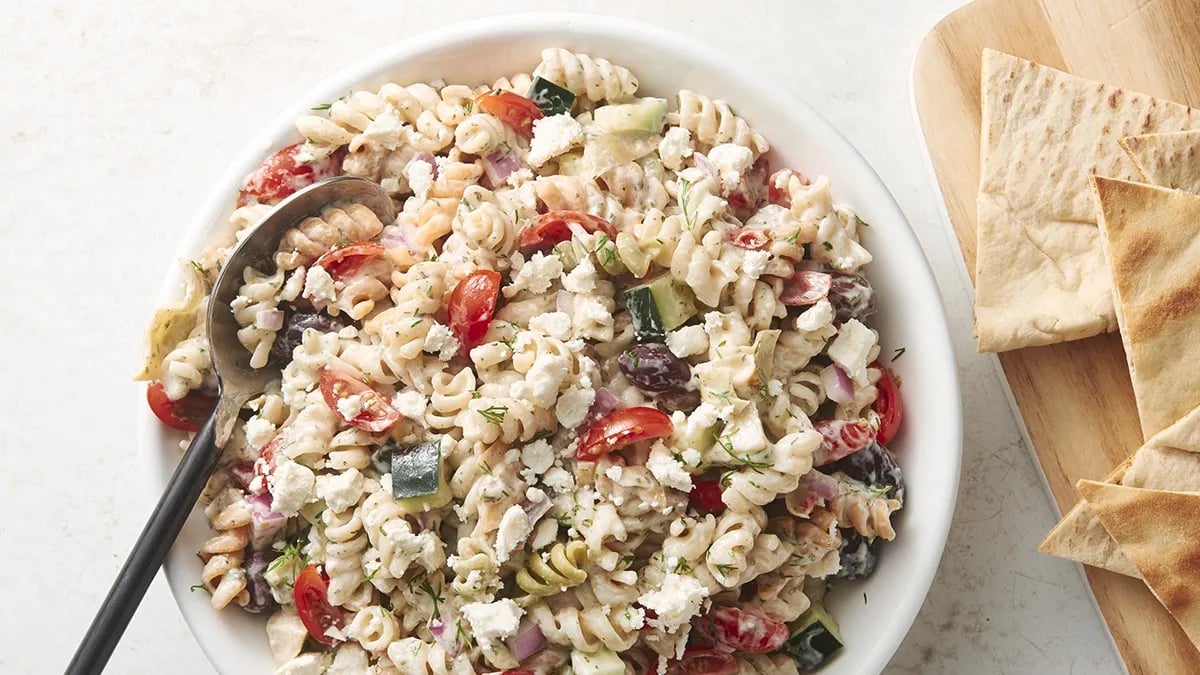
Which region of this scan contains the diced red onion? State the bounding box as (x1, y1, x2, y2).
(580, 387, 623, 429)
(780, 270, 832, 306)
(380, 226, 409, 249)
(483, 148, 521, 186)
(694, 153, 718, 181)
(820, 364, 855, 404)
(256, 308, 285, 331)
(522, 493, 554, 524)
(795, 470, 840, 501)
(429, 615, 461, 656)
(506, 622, 546, 662)
(227, 461, 256, 491)
(246, 492, 286, 551)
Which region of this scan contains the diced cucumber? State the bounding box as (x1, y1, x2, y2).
(570, 648, 625, 675)
(593, 98, 668, 134)
(527, 76, 576, 116)
(625, 275, 698, 341)
(387, 439, 453, 513)
(784, 603, 844, 670)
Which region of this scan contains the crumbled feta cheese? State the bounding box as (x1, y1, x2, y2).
(561, 257, 597, 293)
(275, 653, 329, 675)
(556, 386, 595, 429)
(404, 157, 434, 201)
(504, 252, 564, 297)
(461, 598, 524, 643)
(638, 573, 709, 632)
(828, 318, 877, 386)
(495, 505, 532, 563)
(542, 466, 576, 494)
(681, 448, 702, 468)
(316, 468, 364, 513)
(526, 486, 548, 503)
(689, 402, 720, 429)
(422, 322, 460, 361)
(604, 465, 624, 482)
(355, 105, 404, 151)
(706, 143, 755, 193)
(280, 268, 306, 302)
(666, 325, 708, 358)
(269, 459, 317, 517)
(647, 441, 693, 492)
(521, 439, 556, 477)
(767, 379, 784, 396)
(529, 311, 572, 340)
(302, 265, 336, 303)
(795, 300, 835, 332)
(527, 113, 585, 167)
(390, 390, 427, 420)
(572, 294, 611, 332)
(741, 249, 771, 279)
(658, 127, 693, 171)
(335, 394, 364, 421)
(244, 416, 276, 451)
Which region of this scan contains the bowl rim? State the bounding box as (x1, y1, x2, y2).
(141, 11, 962, 674)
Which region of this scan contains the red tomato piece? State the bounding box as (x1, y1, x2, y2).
(475, 90, 544, 138)
(448, 269, 502, 351)
(767, 168, 812, 207)
(689, 479, 727, 514)
(873, 364, 903, 445)
(657, 648, 739, 675)
(318, 367, 401, 432)
(727, 227, 769, 251)
(707, 606, 790, 654)
(146, 382, 216, 432)
(313, 241, 385, 281)
(726, 156, 769, 213)
(497, 671, 536, 675)
(780, 270, 833, 306)
(517, 211, 617, 251)
(577, 407, 674, 461)
(236, 143, 343, 207)
(249, 433, 284, 494)
(293, 565, 345, 645)
(813, 418, 878, 466)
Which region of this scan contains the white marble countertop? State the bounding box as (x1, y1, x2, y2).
(0, 1, 1125, 673)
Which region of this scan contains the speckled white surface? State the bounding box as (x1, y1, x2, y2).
(0, 1, 1125, 673)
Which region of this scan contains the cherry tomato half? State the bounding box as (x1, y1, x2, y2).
(146, 382, 216, 432)
(293, 565, 345, 645)
(767, 168, 812, 207)
(727, 227, 769, 251)
(873, 364, 903, 446)
(475, 90, 545, 138)
(313, 241, 385, 281)
(707, 606, 790, 654)
(780, 270, 832, 306)
(577, 406, 674, 461)
(318, 367, 401, 432)
(447, 269, 502, 351)
(236, 143, 343, 207)
(517, 211, 617, 251)
(726, 156, 769, 213)
(689, 479, 727, 514)
(657, 648, 738, 675)
(813, 418, 878, 466)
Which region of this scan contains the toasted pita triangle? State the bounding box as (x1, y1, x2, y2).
(974, 49, 1200, 352)
(1079, 481, 1200, 649)
(1094, 177, 1200, 437)
(1120, 130, 1200, 195)
(1041, 405, 1200, 576)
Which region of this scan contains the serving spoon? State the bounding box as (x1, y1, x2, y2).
(67, 176, 395, 674)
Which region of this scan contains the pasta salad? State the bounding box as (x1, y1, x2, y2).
(139, 47, 906, 675)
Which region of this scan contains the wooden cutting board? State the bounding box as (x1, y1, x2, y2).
(913, 0, 1200, 672)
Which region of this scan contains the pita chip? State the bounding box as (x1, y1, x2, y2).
(1120, 130, 1200, 194)
(1079, 481, 1200, 648)
(1094, 177, 1200, 437)
(974, 49, 1200, 352)
(1040, 405, 1200, 576)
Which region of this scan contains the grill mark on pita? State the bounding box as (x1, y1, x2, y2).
(1128, 268, 1200, 343)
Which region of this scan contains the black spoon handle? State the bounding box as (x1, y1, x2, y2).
(66, 413, 220, 674)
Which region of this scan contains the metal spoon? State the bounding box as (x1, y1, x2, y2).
(67, 176, 394, 674)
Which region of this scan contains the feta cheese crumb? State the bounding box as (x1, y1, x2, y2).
(521, 439, 556, 477)
(741, 249, 771, 279)
(390, 390, 428, 420)
(422, 322, 461, 361)
(244, 416, 276, 451)
(767, 379, 784, 396)
(556, 386, 596, 429)
(681, 448, 702, 468)
(504, 252, 564, 297)
(827, 318, 877, 386)
(495, 505, 532, 563)
(316, 468, 364, 513)
(275, 653, 329, 675)
(269, 459, 317, 517)
(638, 573, 709, 632)
(795, 300, 835, 332)
(647, 441, 693, 492)
(529, 311, 572, 340)
(605, 465, 624, 482)
(404, 157, 434, 201)
(658, 127, 693, 171)
(527, 113, 585, 167)
(706, 143, 755, 193)
(461, 598, 524, 644)
(302, 265, 336, 304)
(335, 394, 364, 421)
(542, 466, 575, 494)
(666, 325, 708, 358)
(561, 257, 597, 293)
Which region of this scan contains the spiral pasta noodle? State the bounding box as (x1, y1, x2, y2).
(516, 541, 589, 601)
(533, 48, 639, 103)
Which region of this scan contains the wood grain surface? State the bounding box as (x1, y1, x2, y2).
(914, 0, 1200, 672)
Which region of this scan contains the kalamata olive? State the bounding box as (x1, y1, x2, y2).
(826, 441, 905, 503)
(834, 530, 878, 580)
(242, 549, 278, 613)
(827, 274, 876, 323)
(617, 343, 691, 394)
(657, 388, 701, 413)
(270, 310, 348, 361)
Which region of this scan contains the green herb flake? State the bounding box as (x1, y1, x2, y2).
(310, 102, 333, 111)
(822, 241, 833, 251)
(892, 346, 907, 361)
(478, 405, 508, 424)
(189, 583, 211, 595)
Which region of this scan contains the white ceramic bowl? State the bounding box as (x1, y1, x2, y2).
(143, 12, 961, 674)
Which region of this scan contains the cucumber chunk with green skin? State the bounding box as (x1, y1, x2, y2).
(784, 602, 844, 669)
(385, 439, 452, 512)
(527, 76, 576, 116)
(625, 275, 698, 341)
(593, 98, 668, 133)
